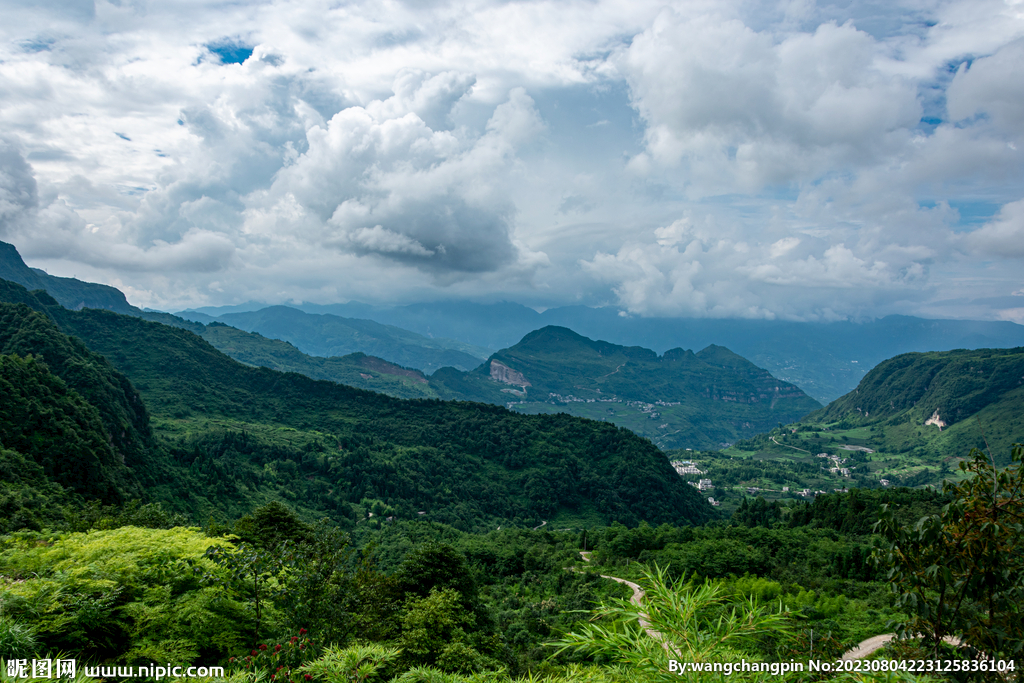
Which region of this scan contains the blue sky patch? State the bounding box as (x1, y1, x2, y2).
(206, 41, 254, 65)
(921, 199, 1000, 225)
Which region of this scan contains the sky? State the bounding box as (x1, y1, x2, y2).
(1, 0, 1022, 322)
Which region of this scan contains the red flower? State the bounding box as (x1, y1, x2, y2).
(298, 628, 307, 635)
(299, 644, 305, 650)
(304, 676, 312, 681)
(251, 650, 258, 656)
(290, 636, 298, 643)
(260, 644, 268, 651)
(275, 644, 282, 652)
(229, 658, 236, 663)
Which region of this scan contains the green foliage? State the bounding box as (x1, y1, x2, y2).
(0, 616, 38, 659)
(874, 444, 1024, 658)
(234, 502, 315, 549)
(274, 523, 356, 645)
(552, 565, 791, 683)
(300, 643, 401, 683)
(202, 542, 283, 645)
(0, 527, 243, 662)
(731, 497, 783, 527)
(77, 500, 191, 532)
(395, 544, 476, 604)
(787, 488, 947, 535)
(0, 447, 76, 533)
(397, 588, 487, 671)
(0, 353, 123, 503)
(430, 327, 821, 450)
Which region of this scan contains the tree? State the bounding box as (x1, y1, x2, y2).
(234, 501, 314, 549)
(394, 543, 475, 604)
(276, 522, 355, 644)
(873, 444, 1024, 658)
(203, 542, 282, 645)
(397, 589, 482, 671)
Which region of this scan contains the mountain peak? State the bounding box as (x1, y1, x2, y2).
(0, 240, 137, 314)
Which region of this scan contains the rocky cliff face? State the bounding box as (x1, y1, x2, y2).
(490, 359, 530, 386)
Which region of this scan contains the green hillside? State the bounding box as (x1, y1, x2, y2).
(0, 240, 139, 313)
(0, 353, 125, 501)
(722, 347, 1024, 493)
(0, 300, 160, 495)
(198, 322, 440, 399)
(809, 347, 1024, 464)
(0, 279, 712, 529)
(0, 241, 486, 379)
(430, 326, 822, 450)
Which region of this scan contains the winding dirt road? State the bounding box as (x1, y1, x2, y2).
(578, 552, 659, 639)
(770, 436, 811, 453)
(576, 552, 930, 660)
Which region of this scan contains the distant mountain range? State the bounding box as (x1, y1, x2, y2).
(3, 237, 1023, 529)
(186, 299, 1024, 403)
(174, 304, 824, 448)
(193, 305, 489, 374)
(6, 239, 1024, 406)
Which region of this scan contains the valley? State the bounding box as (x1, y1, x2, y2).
(1, 249, 1024, 678)
(4, 3, 1024, 676)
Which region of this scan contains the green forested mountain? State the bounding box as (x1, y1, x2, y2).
(198, 322, 439, 399)
(0, 300, 158, 495)
(0, 279, 711, 529)
(722, 347, 1024, 494)
(809, 347, 1024, 462)
(272, 299, 1024, 403)
(430, 326, 821, 450)
(0, 241, 140, 313)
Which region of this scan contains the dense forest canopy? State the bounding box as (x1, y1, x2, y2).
(0, 279, 711, 529)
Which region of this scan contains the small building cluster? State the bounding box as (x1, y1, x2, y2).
(817, 452, 851, 476)
(671, 460, 704, 475)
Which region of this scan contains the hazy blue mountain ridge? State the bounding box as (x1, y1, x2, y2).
(213, 305, 489, 374)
